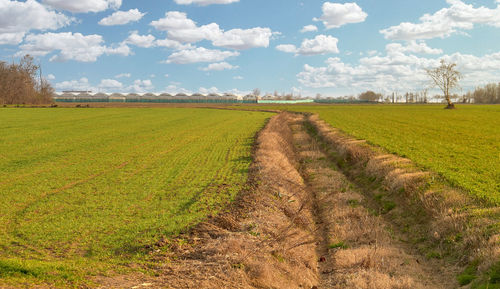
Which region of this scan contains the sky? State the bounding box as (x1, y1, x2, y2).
(1, 0, 500, 97)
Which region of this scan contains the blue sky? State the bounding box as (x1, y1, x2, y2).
(1, 0, 500, 96)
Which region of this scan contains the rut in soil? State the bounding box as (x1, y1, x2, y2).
(289, 113, 459, 289)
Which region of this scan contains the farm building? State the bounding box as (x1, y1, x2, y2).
(52, 91, 258, 103)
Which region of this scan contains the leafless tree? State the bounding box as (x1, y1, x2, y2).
(252, 88, 261, 98)
(0, 55, 54, 105)
(426, 59, 462, 109)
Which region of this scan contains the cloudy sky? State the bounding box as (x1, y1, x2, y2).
(1, 0, 500, 96)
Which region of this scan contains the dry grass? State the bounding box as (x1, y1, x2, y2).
(96, 113, 322, 288)
(96, 111, 497, 288)
(305, 113, 499, 287)
(291, 113, 461, 288)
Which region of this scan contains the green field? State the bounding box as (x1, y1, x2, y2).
(0, 108, 271, 286)
(269, 104, 499, 204)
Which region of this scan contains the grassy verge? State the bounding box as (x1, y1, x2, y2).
(253, 104, 499, 204)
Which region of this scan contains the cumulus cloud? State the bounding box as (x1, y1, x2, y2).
(212, 27, 273, 50)
(276, 44, 298, 54)
(46, 74, 56, 80)
(380, 0, 500, 40)
(165, 84, 192, 95)
(155, 38, 193, 50)
(198, 86, 220, 94)
(128, 79, 153, 93)
(18, 32, 131, 62)
(200, 62, 238, 71)
(98, 9, 145, 26)
(0, 0, 72, 45)
(42, 0, 121, 13)
(55, 77, 94, 91)
(297, 43, 500, 93)
(174, 0, 238, 5)
(300, 25, 318, 33)
(98, 79, 123, 90)
(165, 47, 239, 64)
(386, 41, 443, 55)
(314, 2, 367, 29)
(276, 35, 339, 56)
(151, 11, 273, 49)
(115, 73, 131, 78)
(125, 31, 155, 48)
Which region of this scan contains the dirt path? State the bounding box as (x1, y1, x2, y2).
(97, 112, 461, 289)
(288, 113, 459, 288)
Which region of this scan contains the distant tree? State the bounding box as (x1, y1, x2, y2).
(471, 82, 500, 104)
(315, 93, 321, 99)
(0, 55, 54, 105)
(252, 88, 261, 99)
(426, 59, 462, 109)
(358, 90, 382, 102)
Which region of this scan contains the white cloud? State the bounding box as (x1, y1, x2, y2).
(212, 27, 273, 50)
(199, 86, 220, 94)
(128, 79, 153, 93)
(276, 35, 339, 56)
(165, 84, 192, 95)
(46, 74, 56, 80)
(298, 35, 339, 55)
(155, 38, 193, 50)
(105, 42, 131, 56)
(115, 73, 131, 78)
(165, 47, 239, 64)
(0, 32, 25, 45)
(276, 44, 298, 53)
(164, 74, 169, 78)
(233, 76, 243, 80)
(314, 2, 367, 29)
(55, 77, 94, 91)
(0, 0, 72, 45)
(18, 32, 131, 62)
(98, 79, 123, 90)
(380, 0, 500, 40)
(200, 62, 238, 71)
(386, 41, 443, 55)
(151, 11, 273, 49)
(125, 31, 155, 48)
(174, 0, 238, 5)
(42, 0, 121, 13)
(297, 44, 500, 93)
(300, 25, 318, 33)
(98, 9, 145, 26)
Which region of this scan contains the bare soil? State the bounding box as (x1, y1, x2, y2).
(95, 112, 488, 288)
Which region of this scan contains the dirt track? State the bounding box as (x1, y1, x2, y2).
(97, 112, 465, 288)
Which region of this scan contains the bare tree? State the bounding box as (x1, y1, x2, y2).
(0, 55, 54, 105)
(426, 59, 461, 109)
(252, 88, 261, 99)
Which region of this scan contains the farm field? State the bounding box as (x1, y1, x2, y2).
(0, 107, 271, 286)
(258, 104, 500, 204)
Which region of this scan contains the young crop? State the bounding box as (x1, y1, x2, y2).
(261, 104, 500, 204)
(0, 107, 271, 286)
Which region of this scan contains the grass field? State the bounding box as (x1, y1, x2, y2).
(0, 107, 271, 286)
(263, 104, 499, 204)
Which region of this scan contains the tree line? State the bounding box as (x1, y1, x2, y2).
(462, 82, 500, 104)
(0, 55, 54, 105)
